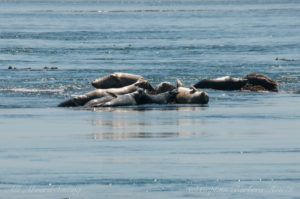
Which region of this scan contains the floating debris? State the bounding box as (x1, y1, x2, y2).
(44, 66, 58, 70)
(275, 57, 296, 61)
(8, 65, 16, 70)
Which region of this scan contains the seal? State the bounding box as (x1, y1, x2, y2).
(193, 74, 279, 92)
(91, 72, 144, 89)
(58, 79, 154, 107)
(139, 89, 178, 104)
(176, 79, 209, 104)
(243, 73, 279, 92)
(154, 81, 176, 94)
(194, 76, 248, 90)
(88, 89, 144, 107)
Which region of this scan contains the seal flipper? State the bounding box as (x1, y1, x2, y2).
(176, 79, 184, 88)
(106, 91, 118, 98)
(189, 85, 197, 94)
(134, 79, 155, 93)
(58, 98, 78, 107)
(58, 95, 89, 107)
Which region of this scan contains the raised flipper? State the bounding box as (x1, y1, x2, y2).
(189, 85, 197, 94)
(176, 79, 184, 88)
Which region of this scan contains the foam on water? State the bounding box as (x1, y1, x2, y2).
(0, 88, 65, 93)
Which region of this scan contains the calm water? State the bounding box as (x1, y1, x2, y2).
(1, 0, 300, 198)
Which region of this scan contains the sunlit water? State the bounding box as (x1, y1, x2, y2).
(0, 0, 300, 198)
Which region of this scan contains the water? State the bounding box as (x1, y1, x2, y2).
(1, 0, 300, 198)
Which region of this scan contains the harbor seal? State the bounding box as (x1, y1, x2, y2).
(154, 81, 176, 94)
(194, 76, 248, 90)
(194, 73, 278, 92)
(58, 79, 154, 107)
(176, 79, 209, 104)
(243, 73, 279, 92)
(91, 72, 144, 89)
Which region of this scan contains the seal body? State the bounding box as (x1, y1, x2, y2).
(194, 74, 278, 92)
(176, 87, 209, 104)
(91, 72, 143, 89)
(93, 89, 144, 107)
(84, 95, 116, 107)
(155, 82, 176, 94)
(194, 76, 248, 90)
(243, 73, 279, 92)
(58, 79, 154, 107)
(175, 79, 209, 104)
(140, 89, 178, 104)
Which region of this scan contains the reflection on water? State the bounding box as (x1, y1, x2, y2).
(88, 105, 209, 140)
(80, 94, 300, 140)
(89, 104, 209, 112)
(1, 96, 300, 199)
(91, 132, 179, 140)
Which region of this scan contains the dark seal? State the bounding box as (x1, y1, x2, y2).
(194, 76, 247, 91)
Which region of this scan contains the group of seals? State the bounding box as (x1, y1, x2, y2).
(58, 72, 209, 107)
(58, 78, 156, 107)
(59, 72, 279, 108)
(84, 89, 179, 107)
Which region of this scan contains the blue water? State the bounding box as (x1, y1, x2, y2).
(1, 0, 300, 198)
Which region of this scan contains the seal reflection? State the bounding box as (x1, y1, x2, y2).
(88, 105, 209, 140)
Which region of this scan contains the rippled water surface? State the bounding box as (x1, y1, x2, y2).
(1, 0, 300, 198)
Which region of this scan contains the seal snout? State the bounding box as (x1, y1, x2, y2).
(200, 91, 209, 104)
(91, 79, 99, 87)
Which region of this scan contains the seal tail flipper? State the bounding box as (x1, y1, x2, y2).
(176, 79, 184, 88)
(58, 98, 79, 107)
(58, 95, 89, 107)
